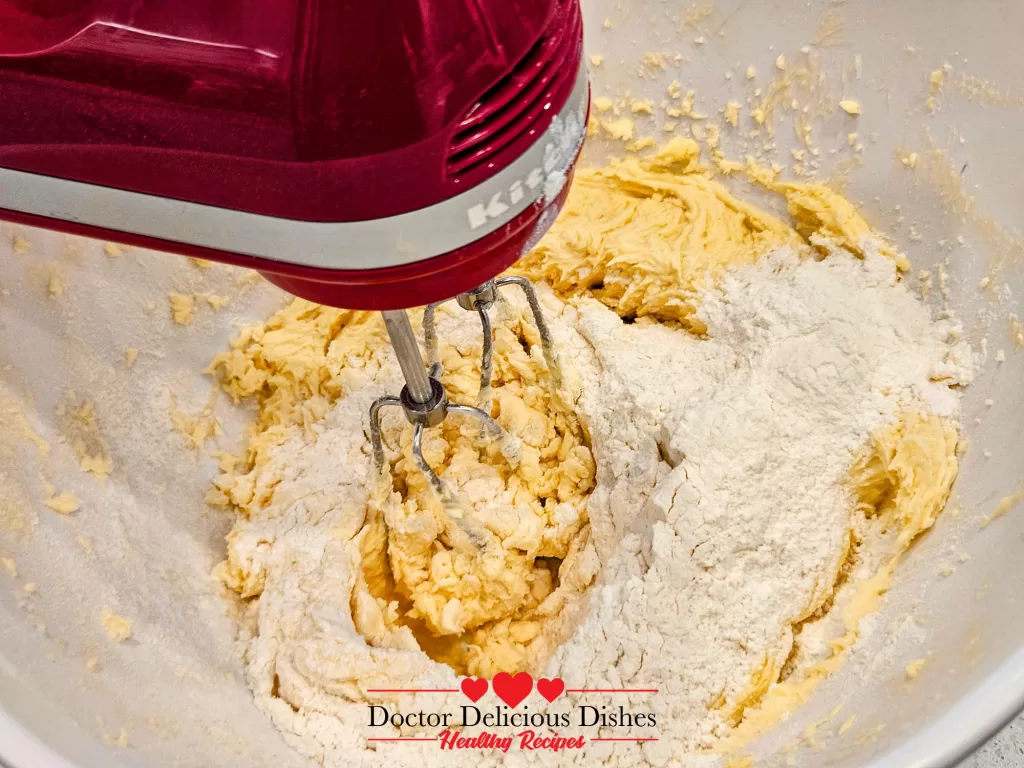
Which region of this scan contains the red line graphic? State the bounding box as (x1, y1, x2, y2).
(367, 738, 439, 742)
(590, 738, 659, 742)
(365, 689, 459, 693)
(565, 689, 659, 693)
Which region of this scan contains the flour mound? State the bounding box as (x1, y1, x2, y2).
(548, 243, 969, 758)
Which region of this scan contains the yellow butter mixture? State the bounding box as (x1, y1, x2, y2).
(516, 138, 906, 329)
(209, 300, 596, 677)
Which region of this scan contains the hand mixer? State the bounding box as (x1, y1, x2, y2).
(0, 0, 589, 491)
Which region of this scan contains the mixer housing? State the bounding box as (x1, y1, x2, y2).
(0, 0, 589, 309)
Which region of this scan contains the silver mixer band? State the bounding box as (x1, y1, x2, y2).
(0, 62, 588, 271)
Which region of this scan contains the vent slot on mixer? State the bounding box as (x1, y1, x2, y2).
(445, 1, 582, 180)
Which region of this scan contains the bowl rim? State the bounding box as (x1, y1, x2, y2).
(865, 647, 1024, 768)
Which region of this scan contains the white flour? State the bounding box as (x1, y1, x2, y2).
(230, 242, 970, 767)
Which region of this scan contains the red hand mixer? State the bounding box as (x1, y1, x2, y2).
(0, 0, 589, 492)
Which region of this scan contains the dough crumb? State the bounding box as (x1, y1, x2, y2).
(682, 1, 714, 27)
(602, 117, 635, 141)
(103, 242, 123, 258)
(77, 536, 93, 553)
(995, 349, 1006, 363)
(602, 17, 612, 28)
(12, 235, 31, 254)
(22, 582, 36, 594)
(724, 101, 741, 127)
(905, 659, 926, 679)
(80, 455, 113, 477)
(746, 65, 757, 79)
(775, 54, 786, 71)
(839, 99, 861, 116)
(100, 607, 132, 642)
(47, 270, 66, 297)
(125, 348, 138, 368)
(61, 241, 81, 262)
(1010, 315, 1024, 347)
(589, 54, 604, 67)
(679, 89, 706, 119)
(202, 293, 230, 311)
(57, 395, 113, 480)
(44, 491, 80, 515)
(839, 715, 857, 734)
(169, 293, 195, 325)
(901, 152, 919, 169)
(189, 257, 213, 269)
(705, 123, 721, 151)
(927, 66, 949, 111)
(642, 52, 666, 70)
(103, 727, 129, 748)
(593, 96, 613, 113)
(1, 558, 16, 577)
(169, 393, 222, 451)
(236, 271, 264, 292)
(85, 655, 100, 672)
(981, 487, 1024, 528)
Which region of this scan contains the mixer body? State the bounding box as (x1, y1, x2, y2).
(0, 0, 589, 308)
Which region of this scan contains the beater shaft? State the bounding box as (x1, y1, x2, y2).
(382, 310, 434, 404)
(371, 279, 556, 531)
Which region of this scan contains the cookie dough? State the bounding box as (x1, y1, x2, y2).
(207, 140, 967, 757)
(210, 301, 595, 677)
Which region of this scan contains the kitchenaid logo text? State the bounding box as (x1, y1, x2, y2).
(365, 672, 658, 753)
(465, 91, 587, 232)
(467, 168, 547, 230)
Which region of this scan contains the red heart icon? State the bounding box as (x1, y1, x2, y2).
(460, 677, 488, 703)
(491, 671, 533, 708)
(536, 677, 565, 703)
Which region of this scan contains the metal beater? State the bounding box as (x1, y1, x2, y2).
(368, 277, 560, 502)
